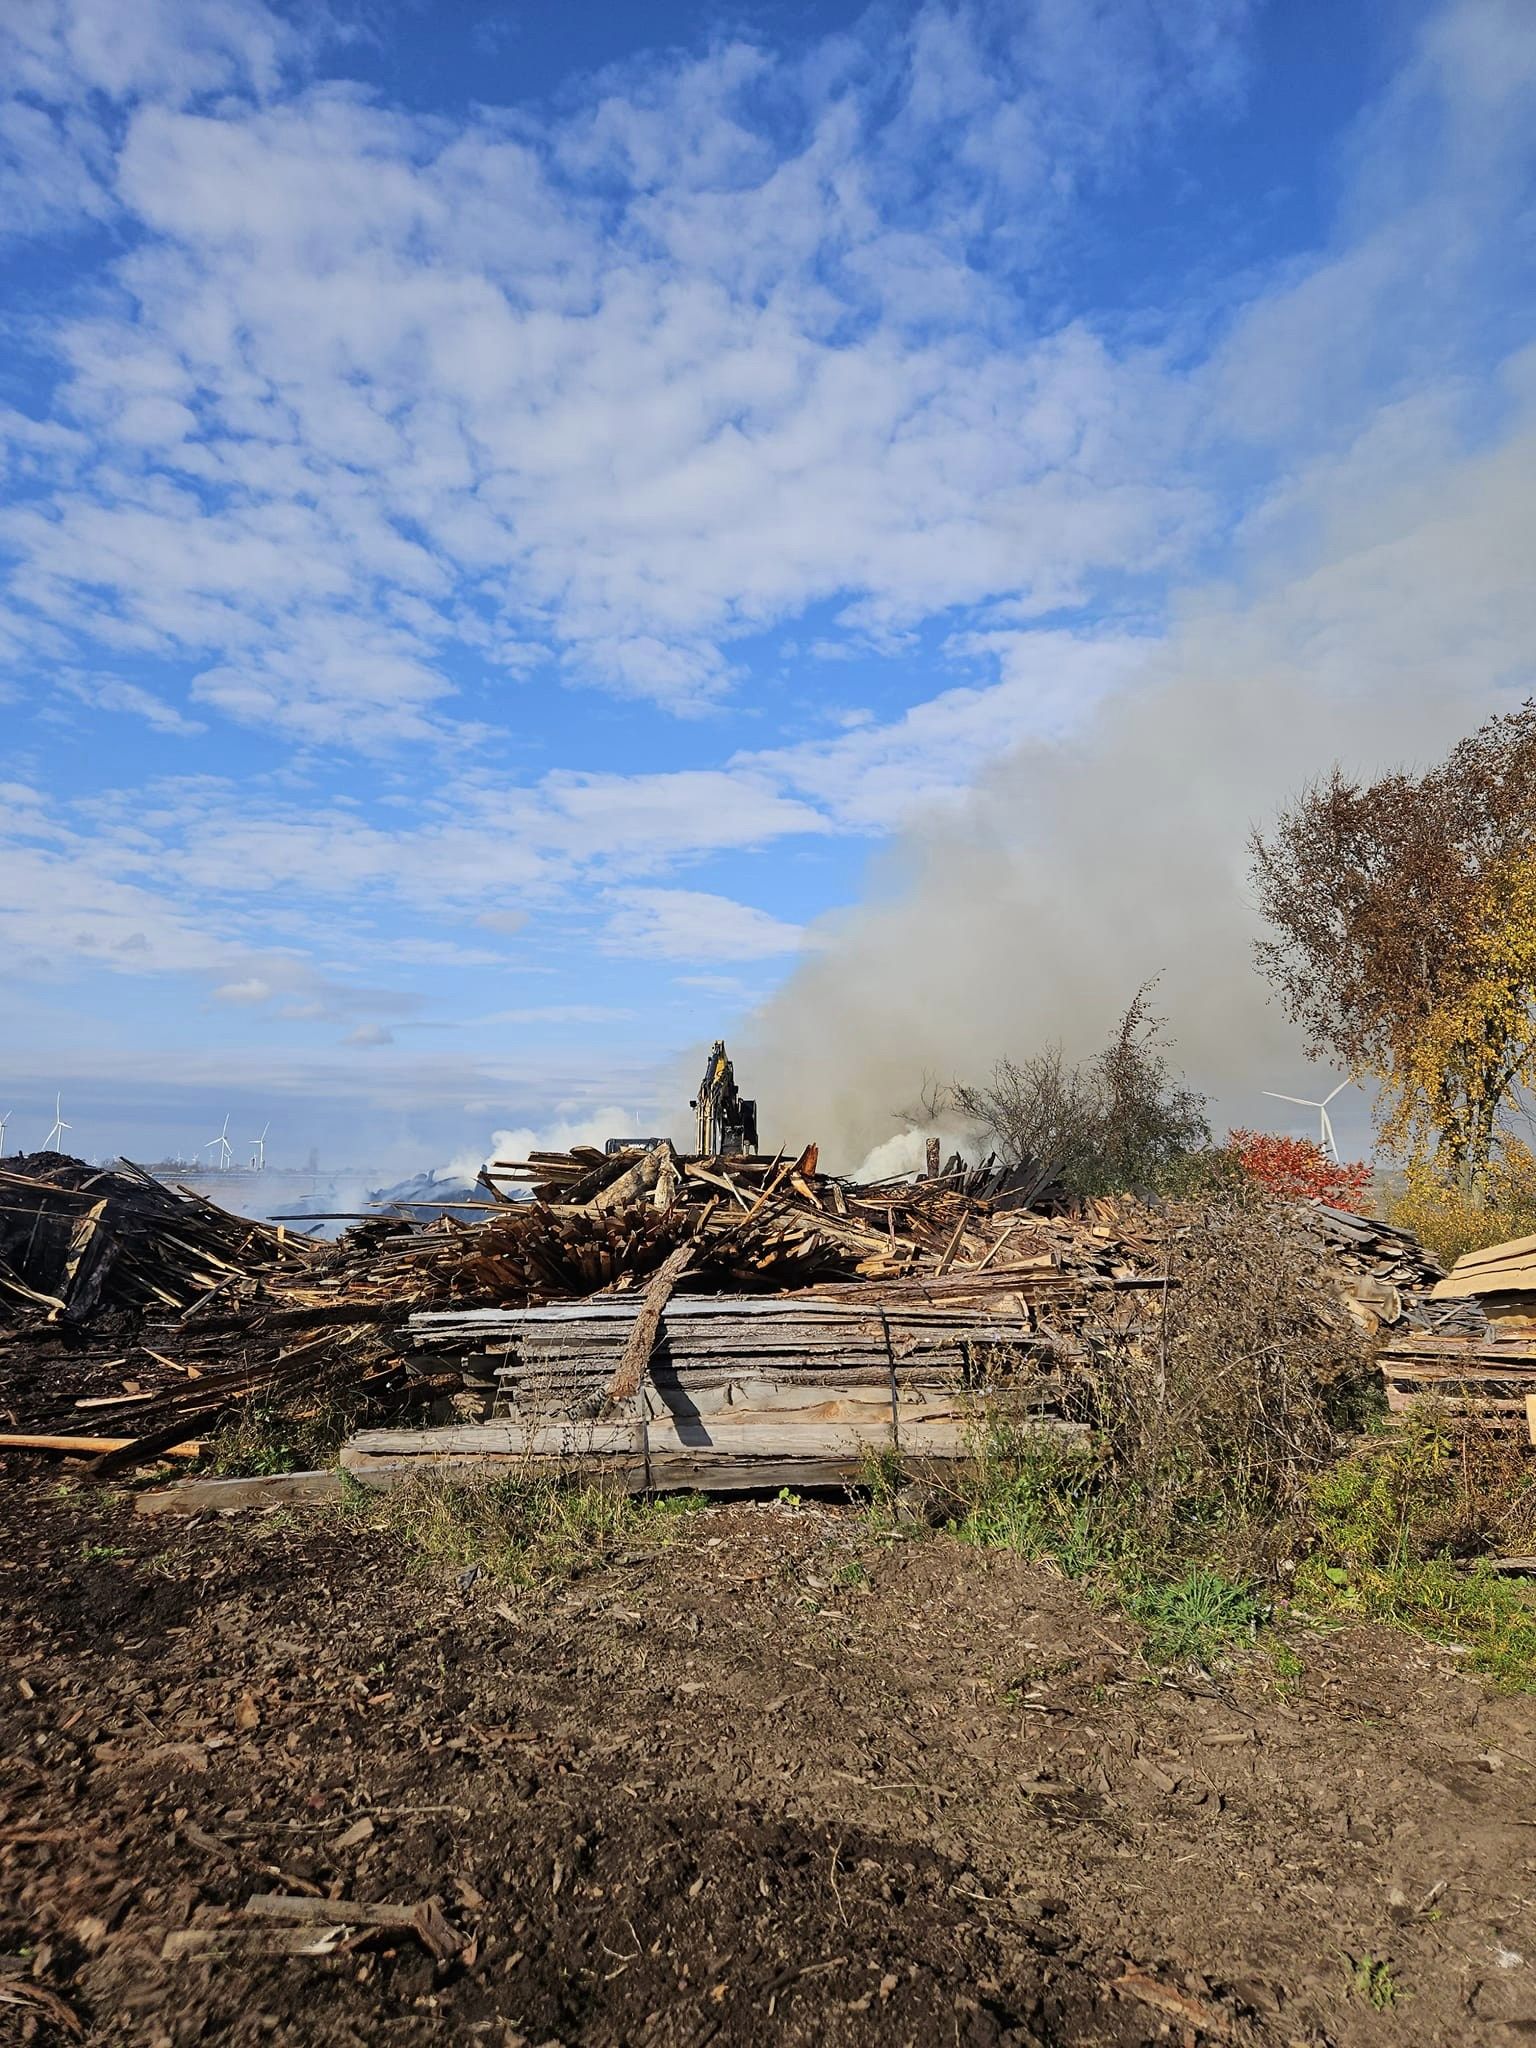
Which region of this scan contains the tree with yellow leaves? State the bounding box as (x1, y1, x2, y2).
(1250, 703, 1536, 1197)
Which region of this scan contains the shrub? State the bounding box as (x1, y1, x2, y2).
(950, 982, 1210, 1197)
(1084, 1193, 1376, 1538)
(1387, 1142, 1536, 1266)
(1228, 1130, 1373, 1211)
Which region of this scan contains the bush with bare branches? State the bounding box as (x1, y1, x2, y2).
(1084, 1193, 1376, 1536)
(949, 983, 1210, 1197)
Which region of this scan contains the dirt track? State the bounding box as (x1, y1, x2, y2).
(2, 1475, 1534, 2046)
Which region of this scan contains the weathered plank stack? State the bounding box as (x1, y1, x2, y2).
(342, 1294, 1082, 1492)
(1378, 1232, 1536, 1439)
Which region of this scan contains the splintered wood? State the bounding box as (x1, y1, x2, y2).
(2, 1136, 1482, 1482)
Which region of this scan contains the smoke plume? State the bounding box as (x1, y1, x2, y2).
(747, 359, 1536, 1171)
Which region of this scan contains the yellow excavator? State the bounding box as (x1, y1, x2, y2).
(690, 1039, 759, 1156)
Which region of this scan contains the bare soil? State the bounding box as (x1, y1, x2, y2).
(2, 1472, 1534, 2047)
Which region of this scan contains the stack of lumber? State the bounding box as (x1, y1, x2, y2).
(1377, 1232, 1536, 1436)
(344, 1293, 1081, 1492)
(412, 1295, 1070, 1415)
(1428, 1234, 1536, 1325)
(1377, 1330, 1536, 1436)
(0, 1152, 312, 1326)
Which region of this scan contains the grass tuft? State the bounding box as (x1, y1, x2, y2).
(1348, 1954, 1400, 2010)
(1124, 1567, 1265, 1668)
(207, 1392, 361, 1478)
(363, 1469, 705, 1586)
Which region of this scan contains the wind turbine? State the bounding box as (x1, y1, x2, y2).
(204, 1114, 233, 1171)
(250, 1121, 269, 1172)
(44, 1094, 70, 1150)
(1262, 1079, 1352, 1163)
(0, 1111, 10, 1159)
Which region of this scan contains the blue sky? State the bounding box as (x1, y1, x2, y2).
(1, 0, 1534, 1174)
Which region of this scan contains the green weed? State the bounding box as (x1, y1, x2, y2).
(1266, 1638, 1306, 1693)
(1125, 1566, 1264, 1668)
(368, 1470, 705, 1586)
(1349, 1955, 1400, 2010)
(1298, 1420, 1536, 1689)
(207, 1392, 360, 1478)
(78, 1541, 128, 1562)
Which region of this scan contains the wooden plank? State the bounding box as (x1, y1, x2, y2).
(1385, 1386, 1531, 1415)
(1528, 1391, 1536, 1449)
(133, 1470, 343, 1514)
(0, 1433, 202, 1459)
(343, 1448, 880, 1494)
(1380, 1360, 1536, 1385)
(1446, 1231, 1536, 1271)
(345, 1410, 1083, 1465)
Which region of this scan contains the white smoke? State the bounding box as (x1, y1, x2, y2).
(438, 1106, 672, 1186)
(741, 2, 1536, 1173)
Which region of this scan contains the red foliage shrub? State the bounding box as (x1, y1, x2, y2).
(1228, 1129, 1374, 1212)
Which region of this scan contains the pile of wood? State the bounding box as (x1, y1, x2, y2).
(0, 1153, 311, 1325)
(3, 1136, 1476, 1478)
(1378, 1232, 1536, 1438)
(1298, 1204, 1467, 1336)
(344, 1293, 1082, 1493)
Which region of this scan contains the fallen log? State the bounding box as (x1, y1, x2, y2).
(600, 1243, 694, 1413)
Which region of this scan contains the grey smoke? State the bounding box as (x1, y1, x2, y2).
(746, 361, 1536, 1172)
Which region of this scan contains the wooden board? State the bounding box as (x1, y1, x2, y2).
(0, 1433, 202, 1460)
(133, 1470, 343, 1514)
(341, 1412, 1087, 1492)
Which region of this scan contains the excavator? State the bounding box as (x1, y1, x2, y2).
(690, 1039, 758, 1156)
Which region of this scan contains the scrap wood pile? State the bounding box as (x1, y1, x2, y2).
(1379, 1232, 1536, 1437)
(1297, 1203, 1466, 1336)
(0, 1157, 462, 1467)
(0, 1152, 309, 1326)
(340, 1149, 1461, 1491)
(0, 1137, 1477, 1480)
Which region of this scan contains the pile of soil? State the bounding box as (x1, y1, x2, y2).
(3, 1476, 1534, 2044)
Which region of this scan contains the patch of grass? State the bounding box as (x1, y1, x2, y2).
(1348, 1954, 1400, 2009)
(948, 1426, 1263, 1672)
(79, 1540, 129, 1562)
(1124, 1566, 1264, 1668)
(368, 1470, 706, 1586)
(206, 1392, 360, 1478)
(858, 1444, 904, 1524)
(1265, 1638, 1306, 1694)
(1297, 1419, 1536, 1690)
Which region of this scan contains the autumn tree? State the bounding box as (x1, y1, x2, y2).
(1250, 702, 1536, 1193)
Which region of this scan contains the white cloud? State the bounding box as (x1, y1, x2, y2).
(342, 1023, 393, 1047)
(64, 674, 204, 734)
(601, 887, 806, 962)
(0, 0, 1247, 739)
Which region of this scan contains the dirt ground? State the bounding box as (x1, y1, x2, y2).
(2, 1471, 1534, 2047)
